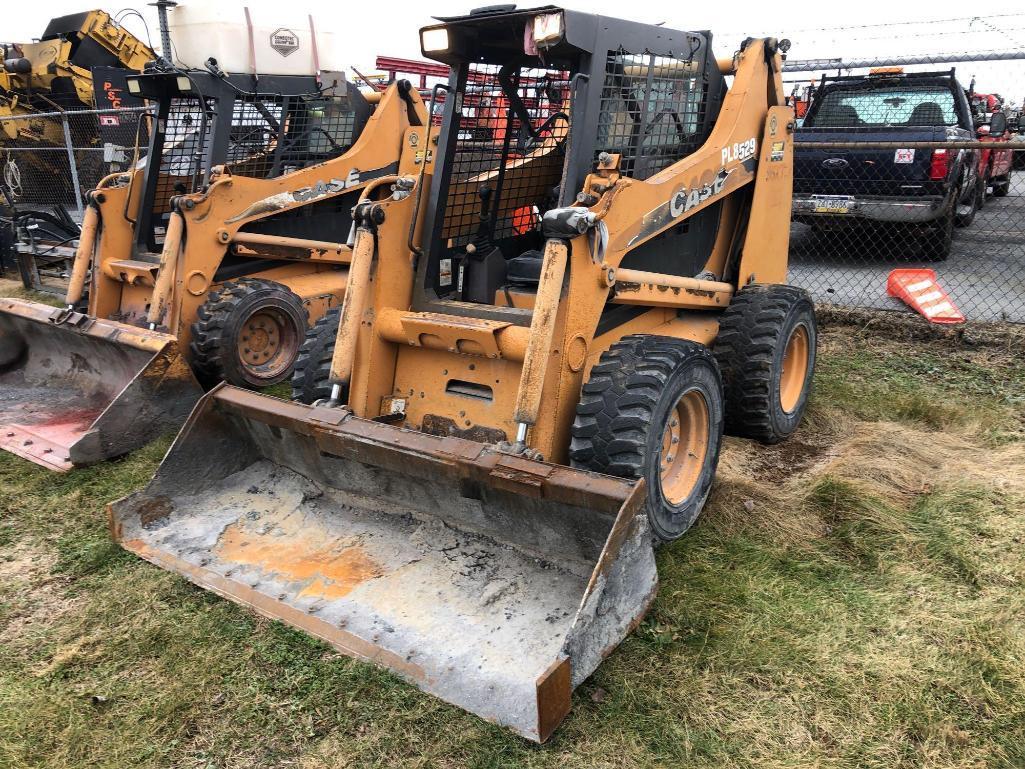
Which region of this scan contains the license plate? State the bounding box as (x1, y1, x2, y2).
(812, 195, 855, 214)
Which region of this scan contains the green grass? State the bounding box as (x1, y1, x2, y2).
(812, 330, 1025, 439)
(1, 322, 1025, 768)
(0, 280, 65, 308)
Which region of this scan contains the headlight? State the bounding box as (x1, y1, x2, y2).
(532, 12, 564, 47)
(176, 76, 192, 92)
(126, 77, 141, 94)
(421, 28, 449, 53)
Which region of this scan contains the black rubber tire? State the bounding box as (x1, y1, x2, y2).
(921, 207, 954, 262)
(569, 335, 724, 542)
(290, 306, 342, 404)
(954, 173, 979, 227)
(993, 171, 1011, 197)
(713, 285, 817, 445)
(190, 278, 308, 389)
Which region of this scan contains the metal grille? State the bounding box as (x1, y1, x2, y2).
(153, 97, 213, 217)
(596, 50, 707, 180)
(153, 92, 360, 220)
(226, 93, 359, 179)
(440, 64, 570, 246)
(225, 96, 282, 174)
(278, 93, 359, 169)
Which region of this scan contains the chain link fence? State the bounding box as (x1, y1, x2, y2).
(2, 44, 1024, 325)
(781, 45, 1025, 324)
(0, 105, 152, 290)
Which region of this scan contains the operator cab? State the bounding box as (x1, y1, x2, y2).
(414, 5, 726, 324)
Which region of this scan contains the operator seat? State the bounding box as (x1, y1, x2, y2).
(506, 250, 545, 286)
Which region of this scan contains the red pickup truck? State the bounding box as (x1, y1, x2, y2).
(972, 93, 1014, 197)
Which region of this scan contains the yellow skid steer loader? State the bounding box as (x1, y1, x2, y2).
(112, 7, 812, 741)
(1, 76, 426, 470)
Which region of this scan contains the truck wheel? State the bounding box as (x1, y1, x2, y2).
(921, 208, 954, 262)
(954, 174, 979, 227)
(993, 171, 1011, 197)
(190, 278, 308, 389)
(569, 335, 724, 542)
(290, 306, 342, 404)
(713, 285, 817, 445)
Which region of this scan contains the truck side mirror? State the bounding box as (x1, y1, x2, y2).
(989, 111, 1007, 135)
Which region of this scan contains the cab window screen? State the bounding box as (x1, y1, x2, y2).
(597, 50, 707, 179)
(439, 63, 571, 247)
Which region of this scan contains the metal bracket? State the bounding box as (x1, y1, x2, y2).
(50, 308, 94, 328)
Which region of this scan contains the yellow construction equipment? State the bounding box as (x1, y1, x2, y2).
(111, 8, 813, 741)
(0, 76, 426, 470)
(1, 11, 153, 112)
(1, 11, 154, 204)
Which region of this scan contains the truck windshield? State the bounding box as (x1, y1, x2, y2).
(807, 86, 957, 128)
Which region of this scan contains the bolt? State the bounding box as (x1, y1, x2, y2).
(666, 454, 674, 463)
(671, 418, 679, 427)
(671, 437, 679, 445)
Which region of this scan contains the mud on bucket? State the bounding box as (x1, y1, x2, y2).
(109, 384, 657, 742)
(0, 298, 201, 470)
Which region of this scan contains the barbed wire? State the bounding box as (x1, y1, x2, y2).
(780, 25, 1025, 45)
(720, 12, 1025, 37)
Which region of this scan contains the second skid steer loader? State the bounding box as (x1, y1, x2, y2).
(112, 7, 813, 741)
(0, 76, 426, 470)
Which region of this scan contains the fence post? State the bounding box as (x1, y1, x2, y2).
(60, 113, 85, 221)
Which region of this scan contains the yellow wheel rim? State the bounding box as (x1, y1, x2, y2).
(779, 324, 810, 414)
(659, 389, 710, 506)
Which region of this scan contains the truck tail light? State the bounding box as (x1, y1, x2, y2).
(929, 149, 951, 180)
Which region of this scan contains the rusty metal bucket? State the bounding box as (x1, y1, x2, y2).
(110, 385, 657, 742)
(0, 298, 203, 471)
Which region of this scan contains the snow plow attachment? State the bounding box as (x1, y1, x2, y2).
(0, 298, 203, 471)
(110, 385, 657, 742)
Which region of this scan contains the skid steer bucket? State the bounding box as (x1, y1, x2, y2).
(0, 298, 203, 471)
(110, 386, 657, 742)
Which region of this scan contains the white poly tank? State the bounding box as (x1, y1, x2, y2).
(166, 3, 343, 76)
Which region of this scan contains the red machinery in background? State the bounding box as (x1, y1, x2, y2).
(971, 91, 1015, 197)
(368, 55, 569, 143)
